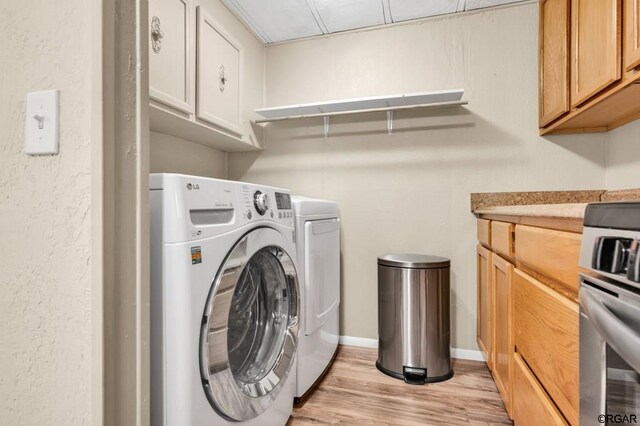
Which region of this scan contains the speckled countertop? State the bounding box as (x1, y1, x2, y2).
(474, 203, 589, 219)
(471, 188, 640, 219)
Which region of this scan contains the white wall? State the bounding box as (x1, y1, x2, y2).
(605, 120, 640, 189)
(150, 132, 227, 178)
(0, 0, 93, 423)
(229, 3, 607, 350)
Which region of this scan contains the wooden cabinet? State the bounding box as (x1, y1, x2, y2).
(196, 7, 242, 135)
(625, 0, 640, 70)
(476, 218, 580, 425)
(515, 225, 581, 293)
(512, 353, 569, 426)
(539, 0, 640, 134)
(513, 269, 579, 425)
(539, 0, 570, 126)
(571, 0, 622, 107)
(149, 0, 194, 114)
(477, 219, 491, 247)
(476, 245, 493, 369)
(490, 254, 514, 416)
(490, 221, 514, 259)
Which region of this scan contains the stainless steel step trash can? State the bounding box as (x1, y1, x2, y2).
(376, 254, 453, 385)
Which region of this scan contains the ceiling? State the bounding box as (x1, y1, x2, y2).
(221, 0, 527, 44)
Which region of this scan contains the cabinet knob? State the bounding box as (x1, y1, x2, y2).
(219, 65, 227, 92)
(151, 16, 164, 53)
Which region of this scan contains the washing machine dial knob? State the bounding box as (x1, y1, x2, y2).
(253, 191, 269, 215)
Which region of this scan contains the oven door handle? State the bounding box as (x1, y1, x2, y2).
(580, 287, 640, 373)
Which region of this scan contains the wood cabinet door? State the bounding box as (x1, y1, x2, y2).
(512, 353, 569, 426)
(539, 0, 571, 127)
(571, 0, 622, 107)
(476, 245, 493, 370)
(196, 6, 242, 135)
(491, 254, 514, 417)
(625, 0, 640, 70)
(514, 269, 579, 425)
(149, 0, 194, 114)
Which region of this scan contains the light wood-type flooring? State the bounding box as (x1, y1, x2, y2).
(288, 345, 512, 425)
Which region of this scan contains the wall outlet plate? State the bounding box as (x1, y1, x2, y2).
(25, 89, 59, 155)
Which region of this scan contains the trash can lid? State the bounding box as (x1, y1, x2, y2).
(378, 253, 450, 269)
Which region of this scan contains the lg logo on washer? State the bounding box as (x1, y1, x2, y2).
(186, 183, 200, 190)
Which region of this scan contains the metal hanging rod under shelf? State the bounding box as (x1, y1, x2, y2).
(253, 100, 468, 123)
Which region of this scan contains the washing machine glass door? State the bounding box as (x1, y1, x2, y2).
(200, 227, 299, 421)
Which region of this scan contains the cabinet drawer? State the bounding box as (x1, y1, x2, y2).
(515, 225, 581, 292)
(490, 221, 514, 258)
(477, 219, 491, 247)
(512, 353, 569, 426)
(514, 269, 578, 425)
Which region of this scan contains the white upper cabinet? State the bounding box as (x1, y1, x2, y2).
(149, 0, 194, 114)
(148, 0, 261, 151)
(196, 7, 242, 135)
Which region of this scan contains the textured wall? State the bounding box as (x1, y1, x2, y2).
(0, 1, 92, 423)
(150, 132, 227, 178)
(605, 120, 640, 189)
(229, 3, 607, 350)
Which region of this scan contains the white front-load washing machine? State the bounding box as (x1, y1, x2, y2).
(291, 197, 340, 400)
(150, 173, 299, 426)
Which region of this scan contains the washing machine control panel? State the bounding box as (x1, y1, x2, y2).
(253, 191, 269, 215)
(240, 185, 293, 226)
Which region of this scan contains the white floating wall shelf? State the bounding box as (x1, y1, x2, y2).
(253, 89, 467, 137)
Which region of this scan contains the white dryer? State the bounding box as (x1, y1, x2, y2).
(291, 196, 341, 400)
(150, 174, 299, 426)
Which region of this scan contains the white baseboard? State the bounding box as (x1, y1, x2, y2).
(339, 335, 378, 348)
(339, 335, 484, 362)
(450, 348, 485, 361)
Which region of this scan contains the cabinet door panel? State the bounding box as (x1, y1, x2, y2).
(491, 254, 513, 417)
(571, 0, 622, 107)
(626, 0, 640, 70)
(476, 245, 492, 369)
(539, 0, 570, 126)
(197, 7, 242, 135)
(512, 353, 569, 426)
(149, 0, 194, 114)
(514, 269, 579, 425)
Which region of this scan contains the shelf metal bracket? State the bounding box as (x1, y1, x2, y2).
(323, 116, 329, 139)
(387, 110, 393, 135)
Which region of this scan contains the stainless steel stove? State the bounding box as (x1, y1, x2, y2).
(579, 202, 640, 425)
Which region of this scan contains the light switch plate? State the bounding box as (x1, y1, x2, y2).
(25, 89, 59, 155)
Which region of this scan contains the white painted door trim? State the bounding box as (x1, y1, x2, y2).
(98, 0, 150, 425)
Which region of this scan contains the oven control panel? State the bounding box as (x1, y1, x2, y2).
(628, 240, 640, 282)
(582, 202, 640, 286)
(592, 237, 640, 282)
